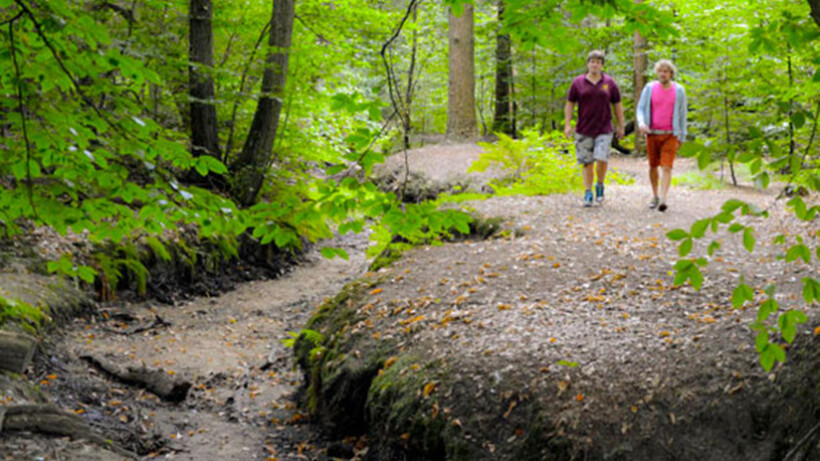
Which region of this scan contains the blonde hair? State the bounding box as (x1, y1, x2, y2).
(654, 59, 677, 78)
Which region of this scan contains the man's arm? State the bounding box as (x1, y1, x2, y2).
(613, 101, 625, 140)
(564, 101, 575, 139)
(679, 86, 687, 144)
(636, 85, 650, 135)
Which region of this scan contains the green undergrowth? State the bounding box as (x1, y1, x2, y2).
(0, 297, 45, 334)
(368, 212, 504, 271)
(469, 130, 634, 197)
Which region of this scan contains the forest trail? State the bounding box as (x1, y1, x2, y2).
(5, 233, 371, 460)
(4, 145, 817, 460)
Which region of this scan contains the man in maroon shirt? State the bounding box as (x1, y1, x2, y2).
(564, 50, 625, 207)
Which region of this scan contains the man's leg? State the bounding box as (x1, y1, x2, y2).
(583, 163, 595, 190)
(575, 135, 595, 206)
(657, 135, 678, 212)
(596, 160, 608, 184)
(649, 166, 659, 196)
(659, 166, 673, 204)
(593, 134, 612, 204)
(646, 134, 660, 209)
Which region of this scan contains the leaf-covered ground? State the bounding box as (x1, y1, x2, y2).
(1, 146, 818, 460)
(302, 152, 820, 459)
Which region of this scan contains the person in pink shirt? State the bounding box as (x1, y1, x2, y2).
(636, 60, 688, 212)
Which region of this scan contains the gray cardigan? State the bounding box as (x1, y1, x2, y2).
(636, 81, 687, 142)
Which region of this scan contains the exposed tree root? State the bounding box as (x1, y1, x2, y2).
(80, 354, 191, 403)
(0, 404, 138, 459)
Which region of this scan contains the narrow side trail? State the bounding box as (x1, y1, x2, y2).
(12, 234, 370, 460)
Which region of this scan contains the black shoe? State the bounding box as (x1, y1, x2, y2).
(658, 203, 668, 212)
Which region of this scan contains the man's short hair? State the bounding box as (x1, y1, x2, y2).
(587, 50, 605, 65)
(654, 59, 677, 78)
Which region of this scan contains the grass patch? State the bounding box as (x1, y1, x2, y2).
(673, 170, 727, 190)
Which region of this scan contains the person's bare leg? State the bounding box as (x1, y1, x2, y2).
(659, 166, 673, 211)
(649, 166, 659, 197)
(596, 160, 608, 184)
(583, 163, 594, 190)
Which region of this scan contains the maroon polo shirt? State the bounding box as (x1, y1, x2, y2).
(567, 73, 621, 137)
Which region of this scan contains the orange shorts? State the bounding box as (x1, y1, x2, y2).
(647, 134, 679, 168)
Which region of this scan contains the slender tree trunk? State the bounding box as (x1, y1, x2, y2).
(530, 52, 536, 128)
(787, 46, 795, 158)
(447, 3, 477, 140)
(632, 0, 647, 155)
(402, 3, 418, 150)
(492, 0, 514, 136)
(230, 0, 296, 207)
(189, 0, 220, 160)
(724, 94, 737, 186)
(633, 30, 647, 155)
(809, 0, 820, 28)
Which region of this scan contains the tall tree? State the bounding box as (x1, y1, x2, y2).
(189, 0, 220, 161)
(492, 0, 515, 137)
(632, 26, 647, 155)
(446, 3, 477, 140)
(230, 0, 296, 207)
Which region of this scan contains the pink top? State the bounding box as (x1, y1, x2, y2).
(650, 84, 676, 131)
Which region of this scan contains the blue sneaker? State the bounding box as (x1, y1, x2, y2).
(595, 183, 604, 204)
(583, 190, 593, 207)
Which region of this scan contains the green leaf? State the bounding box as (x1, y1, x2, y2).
(785, 244, 811, 263)
(707, 240, 721, 256)
(731, 283, 754, 308)
(743, 228, 755, 252)
(760, 347, 775, 371)
(320, 247, 349, 260)
(757, 299, 778, 322)
(697, 149, 711, 170)
(722, 199, 745, 213)
(679, 238, 693, 257)
(755, 330, 768, 353)
(77, 265, 97, 283)
(791, 111, 806, 130)
(556, 360, 578, 368)
(802, 277, 820, 304)
(666, 229, 689, 241)
(691, 219, 710, 239)
(728, 223, 744, 233)
(769, 343, 786, 363)
(688, 265, 704, 290)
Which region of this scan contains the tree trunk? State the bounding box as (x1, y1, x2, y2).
(810, 0, 820, 28)
(492, 0, 514, 137)
(447, 3, 477, 140)
(633, 0, 647, 155)
(230, 0, 296, 207)
(189, 0, 220, 160)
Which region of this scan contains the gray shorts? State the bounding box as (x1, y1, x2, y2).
(574, 133, 613, 165)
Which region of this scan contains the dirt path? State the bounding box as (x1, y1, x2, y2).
(3, 233, 370, 460)
(2, 146, 817, 460)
